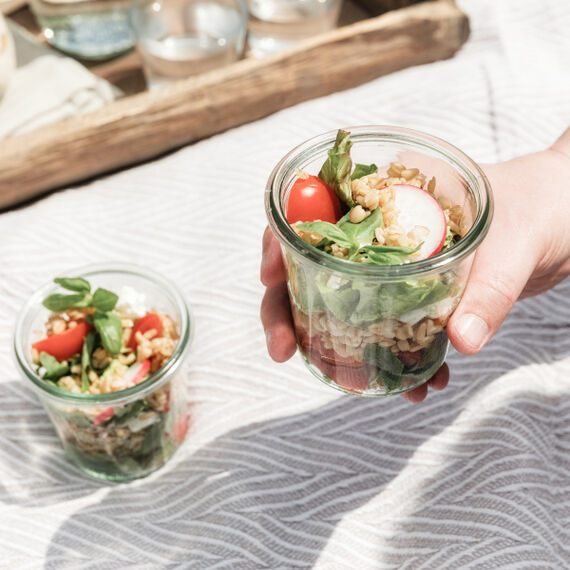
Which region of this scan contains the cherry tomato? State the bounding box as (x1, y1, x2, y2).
(127, 313, 163, 350)
(286, 175, 343, 224)
(32, 321, 91, 362)
(299, 333, 371, 394)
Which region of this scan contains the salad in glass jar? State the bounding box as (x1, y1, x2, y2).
(14, 265, 191, 481)
(266, 127, 493, 396)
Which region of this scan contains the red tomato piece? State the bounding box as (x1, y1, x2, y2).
(299, 333, 371, 394)
(32, 321, 91, 362)
(93, 407, 114, 425)
(127, 313, 163, 351)
(286, 175, 343, 224)
(304, 346, 371, 394)
(173, 413, 190, 442)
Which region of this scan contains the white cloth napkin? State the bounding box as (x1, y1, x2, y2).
(0, 53, 115, 138)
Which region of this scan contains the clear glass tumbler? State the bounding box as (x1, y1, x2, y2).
(129, 0, 247, 90)
(29, 0, 135, 60)
(266, 126, 493, 396)
(246, 0, 343, 58)
(13, 263, 192, 481)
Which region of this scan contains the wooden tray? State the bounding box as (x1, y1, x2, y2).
(0, 0, 469, 209)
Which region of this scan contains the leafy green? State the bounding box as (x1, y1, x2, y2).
(315, 281, 360, 322)
(295, 221, 355, 250)
(42, 277, 124, 367)
(139, 416, 166, 456)
(339, 207, 383, 251)
(363, 344, 404, 391)
(93, 310, 122, 356)
(318, 129, 355, 207)
(43, 293, 91, 312)
(441, 226, 461, 252)
(54, 277, 91, 294)
(351, 163, 378, 180)
(39, 352, 69, 381)
(115, 400, 150, 425)
(91, 288, 119, 312)
(81, 329, 96, 392)
(358, 244, 420, 265)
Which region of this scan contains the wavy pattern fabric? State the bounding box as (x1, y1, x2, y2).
(1, 0, 569, 568)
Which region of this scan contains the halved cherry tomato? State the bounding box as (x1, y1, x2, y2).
(127, 313, 163, 350)
(299, 332, 371, 394)
(287, 175, 343, 224)
(32, 321, 91, 362)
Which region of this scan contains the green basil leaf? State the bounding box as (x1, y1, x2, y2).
(81, 329, 97, 392)
(318, 129, 355, 207)
(43, 293, 90, 312)
(315, 281, 360, 322)
(296, 221, 355, 250)
(115, 400, 150, 424)
(91, 288, 119, 312)
(39, 352, 69, 381)
(379, 279, 451, 318)
(339, 207, 382, 249)
(346, 284, 387, 326)
(139, 415, 166, 456)
(364, 344, 404, 392)
(54, 277, 91, 294)
(351, 163, 378, 180)
(358, 244, 419, 265)
(93, 310, 122, 356)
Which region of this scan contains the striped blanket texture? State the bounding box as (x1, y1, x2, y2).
(0, 0, 569, 567)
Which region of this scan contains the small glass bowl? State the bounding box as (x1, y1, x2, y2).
(13, 263, 192, 481)
(266, 126, 493, 396)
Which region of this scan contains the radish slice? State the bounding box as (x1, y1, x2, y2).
(392, 184, 447, 259)
(124, 359, 151, 386)
(93, 407, 114, 425)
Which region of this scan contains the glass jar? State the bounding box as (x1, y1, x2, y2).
(13, 263, 192, 481)
(29, 0, 135, 60)
(266, 126, 493, 396)
(129, 0, 247, 91)
(246, 0, 343, 58)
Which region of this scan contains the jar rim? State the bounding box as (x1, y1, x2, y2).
(265, 125, 494, 280)
(13, 262, 192, 407)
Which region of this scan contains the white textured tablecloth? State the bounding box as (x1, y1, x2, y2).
(1, 1, 569, 568)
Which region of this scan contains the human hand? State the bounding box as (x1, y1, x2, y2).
(260, 129, 570, 402)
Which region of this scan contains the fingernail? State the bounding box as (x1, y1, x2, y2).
(456, 314, 489, 351)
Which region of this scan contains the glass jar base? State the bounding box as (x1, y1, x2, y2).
(299, 335, 449, 397)
(63, 441, 183, 482)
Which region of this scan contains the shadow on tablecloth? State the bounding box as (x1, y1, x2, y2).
(40, 306, 570, 569)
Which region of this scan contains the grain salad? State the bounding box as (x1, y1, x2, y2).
(30, 276, 189, 478)
(282, 129, 470, 395)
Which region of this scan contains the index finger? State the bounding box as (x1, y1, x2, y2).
(261, 226, 287, 287)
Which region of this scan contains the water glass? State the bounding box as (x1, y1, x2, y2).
(29, 0, 135, 60)
(246, 0, 343, 58)
(129, 0, 247, 90)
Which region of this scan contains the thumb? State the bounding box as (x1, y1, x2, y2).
(447, 245, 536, 355)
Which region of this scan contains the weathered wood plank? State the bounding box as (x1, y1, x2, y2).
(0, 0, 469, 209)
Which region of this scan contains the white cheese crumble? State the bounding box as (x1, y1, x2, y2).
(116, 286, 147, 319)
